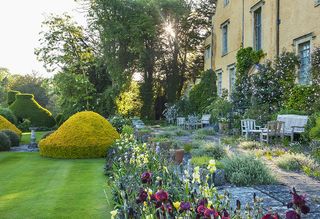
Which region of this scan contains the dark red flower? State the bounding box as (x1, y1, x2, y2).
(204, 208, 218, 217)
(286, 210, 300, 219)
(141, 172, 152, 184)
(180, 201, 191, 211)
(221, 209, 230, 219)
(150, 194, 157, 201)
(262, 213, 279, 219)
(198, 198, 208, 206)
(197, 205, 206, 215)
(136, 189, 148, 204)
(292, 192, 306, 207)
(155, 190, 168, 202)
(300, 205, 310, 214)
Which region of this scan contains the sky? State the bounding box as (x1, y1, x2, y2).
(0, 0, 87, 77)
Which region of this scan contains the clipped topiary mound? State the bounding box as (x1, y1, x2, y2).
(7, 90, 21, 106)
(39, 111, 120, 158)
(1, 130, 20, 146)
(0, 132, 11, 151)
(0, 115, 22, 136)
(9, 94, 56, 128)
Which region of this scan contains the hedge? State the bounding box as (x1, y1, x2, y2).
(0, 132, 11, 151)
(39, 111, 120, 159)
(7, 90, 21, 106)
(9, 94, 56, 128)
(0, 115, 22, 136)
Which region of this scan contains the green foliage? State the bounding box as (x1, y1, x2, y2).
(189, 69, 217, 113)
(10, 73, 50, 107)
(0, 107, 17, 124)
(17, 119, 31, 132)
(310, 117, 320, 140)
(311, 47, 320, 84)
(121, 125, 134, 135)
(222, 154, 274, 186)
(244, 103, 272, 126)
(275, 153, 318, 172)
(183, 143, 192, 153)
(190, 156, 212, 167)
(206, 97, 233, 123)
(109, 115, 131, 133)
(284, 85, 320, 114)
(7, 90, 20, 106)
(0, 132, 11, 151)
(9, 94, 56, 128)
(116, 81, 142, 117)
(191, 142, 227, 160)
(232, 47, 264, 111)
(239, 141, 262, 150)
(55, 113, 64, 126)
(1, 129, 20, 147)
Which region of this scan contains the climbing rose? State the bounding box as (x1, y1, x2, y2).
(141, 172, 152, 184)
(155, 190, 168, 202)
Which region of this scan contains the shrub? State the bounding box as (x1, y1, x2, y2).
(191, 156, 212, 167)
(175, 129, 189, 136)
(0, 107, 17, 124)
(121, 125, 134, 135)
(109, 115, 131, 132)
(0, 132, 11, 151)
(39, 111, 120, 159)
(222, 154, 274, 186)
(309, 117, 320, 140)
(183, 144, 192, 153)
(194, 128, 215, 136)
(0, 115, 22, 136)
(9, 94, 56, 127)
(1, 130, 20, 146)
(17, 119, 31, 132)
(275, 153, 318, 171)
(191, 142, 227, 160)
(284, 85, 320, 114)
(206, 97, 233, 123)
(7, 90, 21, 105)
(239, 141, 262, 150)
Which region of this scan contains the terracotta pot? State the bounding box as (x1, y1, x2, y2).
(174, 149, 184, 164)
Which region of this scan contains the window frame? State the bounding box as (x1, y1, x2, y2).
(204, 45, 211, 60)
(293, 33, 314, 85)
(224, 0, 230, 7)
(228, 64, 236, 94)
(216, 70, 223, 97)
(220, 20, 230, 56)
(253, 7, 262, 51)
(250, 1, 265, 51)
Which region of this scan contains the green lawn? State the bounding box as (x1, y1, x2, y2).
(20, 131, 47, 145)
(0, 152, 112, 219)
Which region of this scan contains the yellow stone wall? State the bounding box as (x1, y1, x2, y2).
(204, 0, 320, 95)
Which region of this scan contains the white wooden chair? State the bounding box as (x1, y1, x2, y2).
(201, 114, 211, 127)
(186, 115, 201, 130)
(260, 121, 284, 143)
(241, 119, 261, 139)
(277, 115, 308, 142)
(177, 117, 186, 129)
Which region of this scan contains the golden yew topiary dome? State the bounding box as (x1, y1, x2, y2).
(0, 115, 22, 136)
(39, 111, 120, 158)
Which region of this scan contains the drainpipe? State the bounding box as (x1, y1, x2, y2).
(211, 23, 214, 70)
(276, 0, 280, 56)
(242, 0, 244, 47)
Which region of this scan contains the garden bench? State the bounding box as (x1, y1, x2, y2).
(277, 114, 308, 142)
(201, 114, 211, 127)
(260, 120, 284, 143)
(241, 119, 261, 139)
